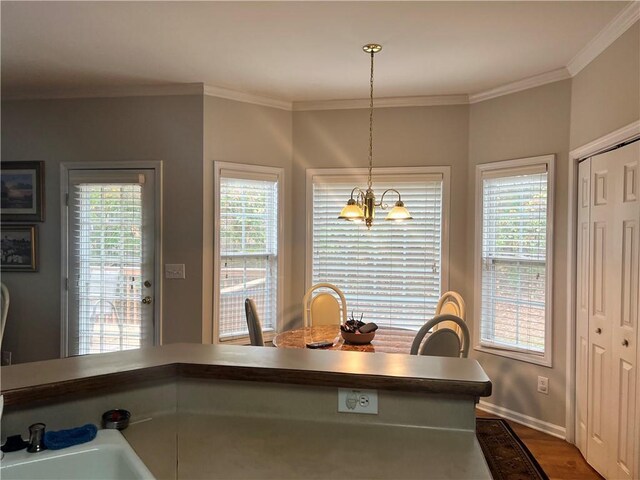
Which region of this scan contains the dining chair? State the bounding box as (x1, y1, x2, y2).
(434, 291, 466, 336)
(302, 283, 347, 327)
(410, 314, 470, 358)
(244, 298, 265, 346)
(0, 282, 9, 347)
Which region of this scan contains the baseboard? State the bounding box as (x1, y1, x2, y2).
(477, 400, 566, 440)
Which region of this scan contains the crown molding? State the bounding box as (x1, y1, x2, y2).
(567, 2, 640, 77)
(203, 84, 291, 111)
(2, 83, 205, 101)
(292, 94, 469, 111)
(469, 68, 570, 104)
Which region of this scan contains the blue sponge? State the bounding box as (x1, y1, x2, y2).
(43, 424, 98, 450)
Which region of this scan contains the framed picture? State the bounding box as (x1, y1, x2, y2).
(1, 224, 38, 272)
(1, 161, 45, 222)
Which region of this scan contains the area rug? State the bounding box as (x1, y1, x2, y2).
(476, 418, 549, 480)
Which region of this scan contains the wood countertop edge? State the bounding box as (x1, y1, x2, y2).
(1, 360, 492, 408)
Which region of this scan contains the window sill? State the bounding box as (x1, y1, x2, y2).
(473, 345, 552, 368)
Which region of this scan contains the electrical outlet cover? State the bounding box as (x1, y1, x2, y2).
(338, 388, 378, 414)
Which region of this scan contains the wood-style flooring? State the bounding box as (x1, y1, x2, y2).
(476, 409, 603, 480)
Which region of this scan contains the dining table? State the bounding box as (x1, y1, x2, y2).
(272, 325, 416, 354)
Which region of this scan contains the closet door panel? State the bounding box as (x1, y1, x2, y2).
(587, 163, 613, 477)
(575, 159, 591, 455)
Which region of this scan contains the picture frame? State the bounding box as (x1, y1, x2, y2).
(1, 161, 45, 222)
(1, 224, 38, 272)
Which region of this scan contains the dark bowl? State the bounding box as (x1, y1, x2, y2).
(340, 330, 375, 345)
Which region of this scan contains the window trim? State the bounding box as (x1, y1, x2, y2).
(473, 155, 555, 367)
(213, 161, 284, 344)
(305, 165, 451, 302)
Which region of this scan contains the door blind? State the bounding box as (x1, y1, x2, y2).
(480, 170, 548, 354)
(71, 182, 145, 355)
(312, 175, 444, 330)
(219, 176, 279, 341)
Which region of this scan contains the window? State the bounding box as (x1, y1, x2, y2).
(474, 155, 554, 366)
(214, 162, 283, 343)
(307, 167, 449, 330)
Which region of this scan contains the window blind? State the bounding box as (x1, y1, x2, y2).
(312, 175, 444, 330)
(218, 175, 279, 341)
(72, 183, 145, 355)
(480, 169, 548, 354)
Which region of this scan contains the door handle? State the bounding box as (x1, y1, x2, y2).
(595, 328, 601, 334)
(622, 339, 629, 347)
(142, 296, 152, 305)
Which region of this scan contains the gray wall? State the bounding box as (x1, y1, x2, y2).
(570, 22, 640, 150)
(467, 79, 572, 427)
(291, 105, 470, 319)
(1, 95, 205, 363)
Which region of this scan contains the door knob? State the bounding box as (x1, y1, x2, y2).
(622, 339, 629, 347)
(142, 296, 152, 305)
(595, 328, 602, 334)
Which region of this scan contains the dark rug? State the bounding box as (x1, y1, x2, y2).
(476, 418, 549, 480)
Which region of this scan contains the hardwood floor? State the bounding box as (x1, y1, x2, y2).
(476, 409, 603, 480)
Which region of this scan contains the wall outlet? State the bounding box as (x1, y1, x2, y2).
(1, 351, 12, 366)
(537, 376, 549, 394)
(338, 388, 378, 414)
(165, 264, 185, 279)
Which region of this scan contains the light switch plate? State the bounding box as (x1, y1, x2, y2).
(165, 264, 185, 279)
(338, 388, 378, 414)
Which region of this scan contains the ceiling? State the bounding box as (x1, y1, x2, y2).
(0, 1, 632, 103)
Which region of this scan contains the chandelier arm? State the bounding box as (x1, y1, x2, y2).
(378, 188, 402, 209)
(350, 187, 366, 205)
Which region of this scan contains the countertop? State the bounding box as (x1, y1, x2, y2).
(0, 343, 491, 407)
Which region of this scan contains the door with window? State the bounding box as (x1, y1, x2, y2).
(63, 167, 157, 357)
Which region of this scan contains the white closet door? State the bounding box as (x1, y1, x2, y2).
(586, 141, 639, 479)
(575, 159, 591, 457)
(607, 141, 639, 480)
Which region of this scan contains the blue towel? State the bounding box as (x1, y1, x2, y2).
(43, 424, 98, 450)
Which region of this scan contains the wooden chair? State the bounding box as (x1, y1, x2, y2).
(0, 282, 9, 347)
(434, 291, 466, 336)
(410, 314, 470, 358)
(244, 298, 265, 346)
(302, 283, 347, 328)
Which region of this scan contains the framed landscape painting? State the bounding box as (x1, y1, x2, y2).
(1, 225, 38, 272)
(1, 161, 45, 221)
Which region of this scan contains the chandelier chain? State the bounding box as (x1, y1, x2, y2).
(368, 50, 374, 190)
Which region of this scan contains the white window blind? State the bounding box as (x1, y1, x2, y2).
(479, 165, 549, 355)
(72, 182, 145, 355)
(218, 172, 279, 341)
(311, 174, 444, 330)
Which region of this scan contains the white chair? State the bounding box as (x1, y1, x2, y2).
(410, 314, 470, 358)
(302, 283, 347, 328)
(244, 298, 265, 347)
(434, 291, 466, 336)
(0, 282, 9, 347)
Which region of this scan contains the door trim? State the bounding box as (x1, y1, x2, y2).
(566, 120, 640, 444)
(60, 161, 163, 357)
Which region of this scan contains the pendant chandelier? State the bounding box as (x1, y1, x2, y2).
(338, 43, 412, 229)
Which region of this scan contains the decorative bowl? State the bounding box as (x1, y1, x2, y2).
(340, 330, 375, 345)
